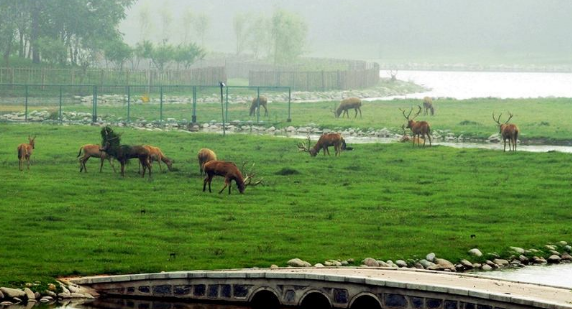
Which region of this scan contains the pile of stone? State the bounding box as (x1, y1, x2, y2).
(0, 282, 94, 306)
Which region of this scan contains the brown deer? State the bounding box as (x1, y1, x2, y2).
(77, 144, 116, 173)
(17, 135, 36, 171)
(298, 133, 345, 157)
(493, 112, 520, 152)
(249, 96, 268, 116)
(422, 97, 435, 116)
(399, 125, 424, 144)
(100, 126, 152, 178)
(139, 145, 173, 172)
(202, 161, 262, 194)
(335, 97, 362, 118)
(198, 148, 217, 175)
(400, 106, 432, 147)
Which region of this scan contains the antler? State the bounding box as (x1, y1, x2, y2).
(243, 163, 263, 187)
(399, 108, 413, 120)
(411, 105, 422, 120)
(297, 136, 311, 152)
(492, 112, 502, 125)
(505, 112, 514, 124)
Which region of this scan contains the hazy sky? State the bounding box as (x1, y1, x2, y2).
(119, 0, 572, 63)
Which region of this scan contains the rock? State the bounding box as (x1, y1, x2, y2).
(561, 253, 572, 261)
(493, 259, 509, 267)
(362, 258, 380, 267)
(0, 290, 3, 300)
(378, 261, 390, 267)
(414, 263, 424, 269)
(545, 245, 557, 251)
(481, 265, 493, 271)
(287, 258, 311, 267)
(426, 253, 436, 262)
(1, 301, 14, 306)
(532, 256, 547, 264)
(550, 250, 561, 256)
(12, 297, 22, 303)
(341, 260, 349, 266)
(270, 265, 279, 269)
(548, 255, 561, 263)
(324, 261, 333, 266)
(558, 241, 568, 246)
(24, 288, 35, 301)
(519, 255, 529, 264)
(395, 260, 408, 268)
(0, 288, 26, 298)
(565, 245, 572, 253)
(34, 292, 41, 299)
(435, 258, 455, 270)
(347, 258, 355, 264)
(510, 246, 525, 254)
(468, 248, 482, 257)
(460, 259, 473, 269)
(419, 259, 435, 269)
(45, 291, 56, 298)
(40, 296, 53, 302)
(314, 263, 324, 268)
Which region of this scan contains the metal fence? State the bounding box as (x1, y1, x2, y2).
(0, 84, 292, 128)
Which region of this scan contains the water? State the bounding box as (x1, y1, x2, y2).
(379, 70, 572, 100)
(477, 264, 572, 289)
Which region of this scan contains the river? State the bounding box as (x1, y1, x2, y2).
(380, 70, 572, 99)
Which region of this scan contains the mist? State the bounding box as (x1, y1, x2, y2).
(119, 0, 572, 64)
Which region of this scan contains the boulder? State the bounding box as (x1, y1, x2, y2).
(493, 259, 509, 267)
(509, 247, 525, 254)
(468, 248, 482, 257)
(426, 253, 436, 262)
(362, 258, 380, 267)
(314, 263, 324, 268)
(481, 265, 493, 271)
(460, 259, 473, 269)
(0, 288, 26, 298)
(548, 255, 561, 263)
(435, 258, 455, 270)
(395, 260, 408, 268)
(287, 258, 311, 267)
(24, 288, 36, 302)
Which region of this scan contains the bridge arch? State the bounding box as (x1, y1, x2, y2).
(349, 292, 382, 309)
(299, 290, 332, 309)
(249, 287, 280, 309)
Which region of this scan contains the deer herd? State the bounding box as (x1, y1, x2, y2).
(15, 95, 522, 193)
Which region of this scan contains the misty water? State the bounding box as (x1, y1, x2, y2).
(379, 70, 572, 100)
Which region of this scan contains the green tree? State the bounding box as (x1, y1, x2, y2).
(192, 13, 210, 47)
(150, 42, 175, 71)
(0, 1, 16, 65)
(133, 40, 154, 69)
(104, 39, 133, 70)
(174, 43, 206, 69)
(37, 37, 67, 65)
(233, 12, 250, 55)
(180, 8, 193, 44)
(248, 14, 270, 59)
(270, 9, 308, 64)
(137, 0, 154, 41)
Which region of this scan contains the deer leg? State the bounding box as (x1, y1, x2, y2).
(157, 159, 163, 172)
(219, 178, 230, 194)
(100, 157, 105, 173)
(358, 107, 362, 118)
(264, 105, 268, 116)
(121, 162, 125, 177)
(203, 175, 211, 192)
(26, 156, 30, 170)
(109, 158, 116, 173)
(146, 157, 152, 178)
(503, 139, 507, 152)
(427, 133, 432, 146)
(354, 108, 358, 118)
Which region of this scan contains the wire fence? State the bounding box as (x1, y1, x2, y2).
(0, 84, 292, 128)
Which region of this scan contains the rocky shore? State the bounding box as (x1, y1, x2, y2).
(0, 281, 94, 308)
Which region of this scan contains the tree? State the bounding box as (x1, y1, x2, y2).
(270, 9, 308, 64)
(248, 14, 270, 59)
(137, 0, 154, 41)
(180, 9, 193, 44)
(149, 42, 175, 71)
(233, 13, 250, 55)
(174, 43, 205, 69)
(192, 13, 210, 47)
(133, 40, 154, 69)
(104, 39, 133, 70)
(37, 37, 67, 65)
(0, 1, 16, 65)
(159, 4, 172, 42)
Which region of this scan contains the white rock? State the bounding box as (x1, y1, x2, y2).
(468, 248, 483, 257)
(426, 253, 436, 262)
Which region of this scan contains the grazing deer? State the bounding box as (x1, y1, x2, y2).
(298, 133, 345, 157)
(335, 97, 362, 118)
(100, 126, 152, 178)
(493, 112, 520, 152)
(400, 106, 432, 147)
(139, 145, 173, 172)
(17, 135, 36, 171)
(249, 96, 268, 116)
(422, 97, 435, 116)
(198, 148, 217, 175)
(203, 161, 262, 194)
(77, 144, 116, 173)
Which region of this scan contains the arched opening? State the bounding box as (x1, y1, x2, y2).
(250, 290, 280, 309)
(300, 292, 331, 309)
(351, 295, 382, 309)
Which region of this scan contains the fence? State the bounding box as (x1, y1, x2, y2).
(0, 67, 227, 87)
(249, 63, 380, 91)
(0, 84, 291, 129)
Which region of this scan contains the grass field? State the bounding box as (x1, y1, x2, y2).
(1, 123, 572, 287)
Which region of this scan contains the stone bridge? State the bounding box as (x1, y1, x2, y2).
(70, 267, 572, 309)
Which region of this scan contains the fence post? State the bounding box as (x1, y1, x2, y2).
(192, 86, 197, 123)
(24, 85, 28, 122)
(160, 86, 163, 123)
(92, 85, 98, 123)
(287, 87, 292, 122)
(220, 82, 225, 136)
(127, 85, 131, 123)
(59, 86, 63, 123)
(225, 85, 229, 124)
(256, 88, 261, 123)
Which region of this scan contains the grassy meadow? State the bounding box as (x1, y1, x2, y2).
(1, 123, 572, 287)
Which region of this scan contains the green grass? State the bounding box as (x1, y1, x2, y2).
(1, 123, 571, 287)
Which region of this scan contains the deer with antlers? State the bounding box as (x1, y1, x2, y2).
(400, 106, 432, 147)
(249, 96, 268, 117)
(493, 112, 520, 152)
(422, 97, 435, 116)
(198, 148, 217, 175)
(399, 124, 424, 144)
(17, 135, 36, 171)
(335, 97, 362, 118)
(298, 133, 345, 157)
(202, 161, 262, 194)
(100, 126, 152, 178)
(77, 144, 116, 173)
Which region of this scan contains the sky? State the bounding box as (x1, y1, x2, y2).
(118, 0, 572, 64)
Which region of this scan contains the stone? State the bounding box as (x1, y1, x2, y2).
(414, 263, 424, 269)
(468, 248, 482, 257)
(378, 261, 390, 267)
(426, 253, 436, 262)
(1, 301, 14, 306)
(270, 265, 279, 269)
(460, 259, 473, 269)
(0, 288, 26, 298)
(435, 258, 455, 270)
(493, 259, 509, 267)
(519, 255, 529, 264)
(419, 259, 435, 269)
(314, 263, 324, 268)
(565, 245, 572, 253)
(558, 241, 568, 246)
(510, 246, 525, 254)
(0, 290, 3, 300)
(362, 258, 380, 267)
(287, 258, 311, 267)
(395, 260, 408, 268)
(545, 244, 557, 251)
(548, 255, 561, 263)
(481, 265, 493, 271)
(24, 288, 35, 301)
(532, 256, 547, 264)
(561, 253, 572, 261)
(45, 291, 57, 297)
(550, 250, 560, 256)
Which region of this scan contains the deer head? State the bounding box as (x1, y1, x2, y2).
(242, 162, 263, 188)
(492, 112, 514, 133)
(28, 135, 36, 149)
(297, 136, 317, 156)
(400, 106, 422, 128)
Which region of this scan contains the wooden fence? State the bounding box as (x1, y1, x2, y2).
(249, 63, 380, 91)
(0, 67, 226, 86)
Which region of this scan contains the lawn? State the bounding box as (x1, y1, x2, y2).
(1, 123, 571, 287)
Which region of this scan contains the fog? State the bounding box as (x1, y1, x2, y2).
(119, 0, 572, 63)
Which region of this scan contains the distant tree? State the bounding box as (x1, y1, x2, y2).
(248, 14, 270, 59)
(180, 8, 193, 44)
(0, 1, 16, 65)
(192, 13, 210, 47)
(174, 43, 205, 69)
(137, 0, 154, 41)
(270, 9, 308, 65)
(104, 39, 133, 70)
(150, 42, 175, 71)
(159, 4, 172, 42)
(233, 13, 250, 55)
(37, 37, 67, 65)
(133, 40, 154, 69)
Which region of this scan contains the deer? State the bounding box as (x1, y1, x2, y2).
(493, 112, 520, 152)
(298, 133, 345, 157)
(198, 148, 217, 175)
(399, 124, 424, 144)
(17, 135, 36, 171)
(400, 106, 432, 147)
(249, 96, 268, 117)
(202, 161, 262, 194)
(139, 145, 173, 173)
(422, 96, 435, 116)
(100, 126, 152, 178)
(335, 97, 362, 118)
(77, 144, 116, 173)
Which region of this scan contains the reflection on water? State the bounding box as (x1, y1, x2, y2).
(72, 298, 256, 309)
(379, 70, 572, 100)
(477, 263, 572, 288)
